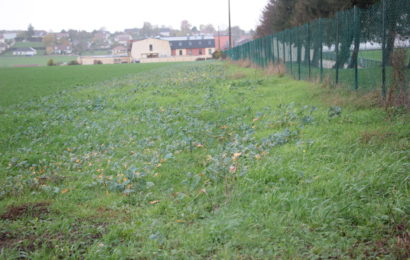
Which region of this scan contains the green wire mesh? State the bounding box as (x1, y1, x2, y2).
(226, 0, 410, 93)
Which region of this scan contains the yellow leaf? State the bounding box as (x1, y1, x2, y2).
(176, 219, 185, 223)
(149, 200, 160, 205)
(232, 152, 242, 161)
(61, 189, 69, 194)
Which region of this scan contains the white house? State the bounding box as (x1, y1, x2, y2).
(115, 34, 133, 46)
(13, 47, 37, 56)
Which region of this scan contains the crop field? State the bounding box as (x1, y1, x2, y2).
(0, 63, 170, 106)
(0, 55, 77, 68)
(0, 62, 409, 258)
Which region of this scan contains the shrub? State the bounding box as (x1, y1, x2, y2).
(94, 60, 103, 65)
(212, 50, 226, 60)
(68, 60, 80, 66)
(47, 59, 55, 66)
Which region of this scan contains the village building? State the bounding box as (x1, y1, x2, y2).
(77, 55, 130, 65)
(33, 30, 47, 39)
(163, 36, 215, 57)
(115, 34, 133, 46)
(12, 47, 37, 56)
(130, 38, 171, 60)
(0, 42, 7, 53)
(159, 28, 171, 37)
(54, 44, 72, 55)
(3, 32, 19, 40)
(112, 46, 128, 55)
(214, 35, 230, 50)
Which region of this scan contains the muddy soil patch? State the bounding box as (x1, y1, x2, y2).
(0, 202, 51, 221)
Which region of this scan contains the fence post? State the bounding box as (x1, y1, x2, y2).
(298, 27, 301, 80)
(354, 5, 359, 90)
(276, 36, 280, 63)
(381, 0, 387, 98)
(289, 30, 293, 76)
(282, 33, 286, 65)
(307, 23, 311, 79)
(319, 18, 323, 82)
(335, 12, 340, 85)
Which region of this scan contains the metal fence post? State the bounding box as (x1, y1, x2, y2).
(307, 23, 311, 79)
(289, 30, 293, 76)
(298, 27, 301, 80)
(354, 5, 359, 90)
(319, 18, 324, 82)
(381, 0, 387, 98)
(282, 33, 286, 64)
(335, 12, 340, 85)
(276, 36, 280, 63)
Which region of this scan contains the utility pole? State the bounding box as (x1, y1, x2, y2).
(228, 0, 232, 49)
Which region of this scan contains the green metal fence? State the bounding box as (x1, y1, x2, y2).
(225, 0, 410, 95)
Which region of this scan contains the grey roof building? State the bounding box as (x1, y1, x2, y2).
(162, 36, 215, 50)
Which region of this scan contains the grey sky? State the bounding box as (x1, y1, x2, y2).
(0, 0, 268, 32)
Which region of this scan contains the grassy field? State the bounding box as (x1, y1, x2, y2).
(0, 62, 409, 259)
(0, 63, 170, 106)
(13, 41, 45, 49)
(0, 55, 76, 68)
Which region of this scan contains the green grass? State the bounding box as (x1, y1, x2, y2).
(359, 49, 383, 61)
(13, 41, 45, 49)
(0, 63, 170, 107)
(0, 55, 76, 68)
(359, 48, 410, 62)
(0, 62, 409, 259)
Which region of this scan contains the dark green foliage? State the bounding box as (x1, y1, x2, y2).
(68, 60, 80, 66)
(47, 59, 55, 66)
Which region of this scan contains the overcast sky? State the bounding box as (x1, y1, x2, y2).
(0, 0, 268, 32)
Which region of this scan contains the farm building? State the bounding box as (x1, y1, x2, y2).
(163, 36, 215, 57)
(130, 38, 171, 60)
(13, 47, 37, 56)
(77, 55, 130, 65)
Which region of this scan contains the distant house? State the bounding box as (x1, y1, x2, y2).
(13, 47, 37, 56)
(159, 28, 171, 37)
(0, 42, 7, 53)
(163, 36, 215, 57)
(214, 35, 230, 50)
(33, 30, 47, 38)
(0, 34, 4, 44)
(131, 38, 171, 60)
(56, 32, 70, 40)
(54, 44, 72, 54)
(112, 45, 128, 55)
(115, 34, 133, 46)
(3, 32, 18, 40)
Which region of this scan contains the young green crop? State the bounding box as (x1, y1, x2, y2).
(0, 61, 408, 259)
